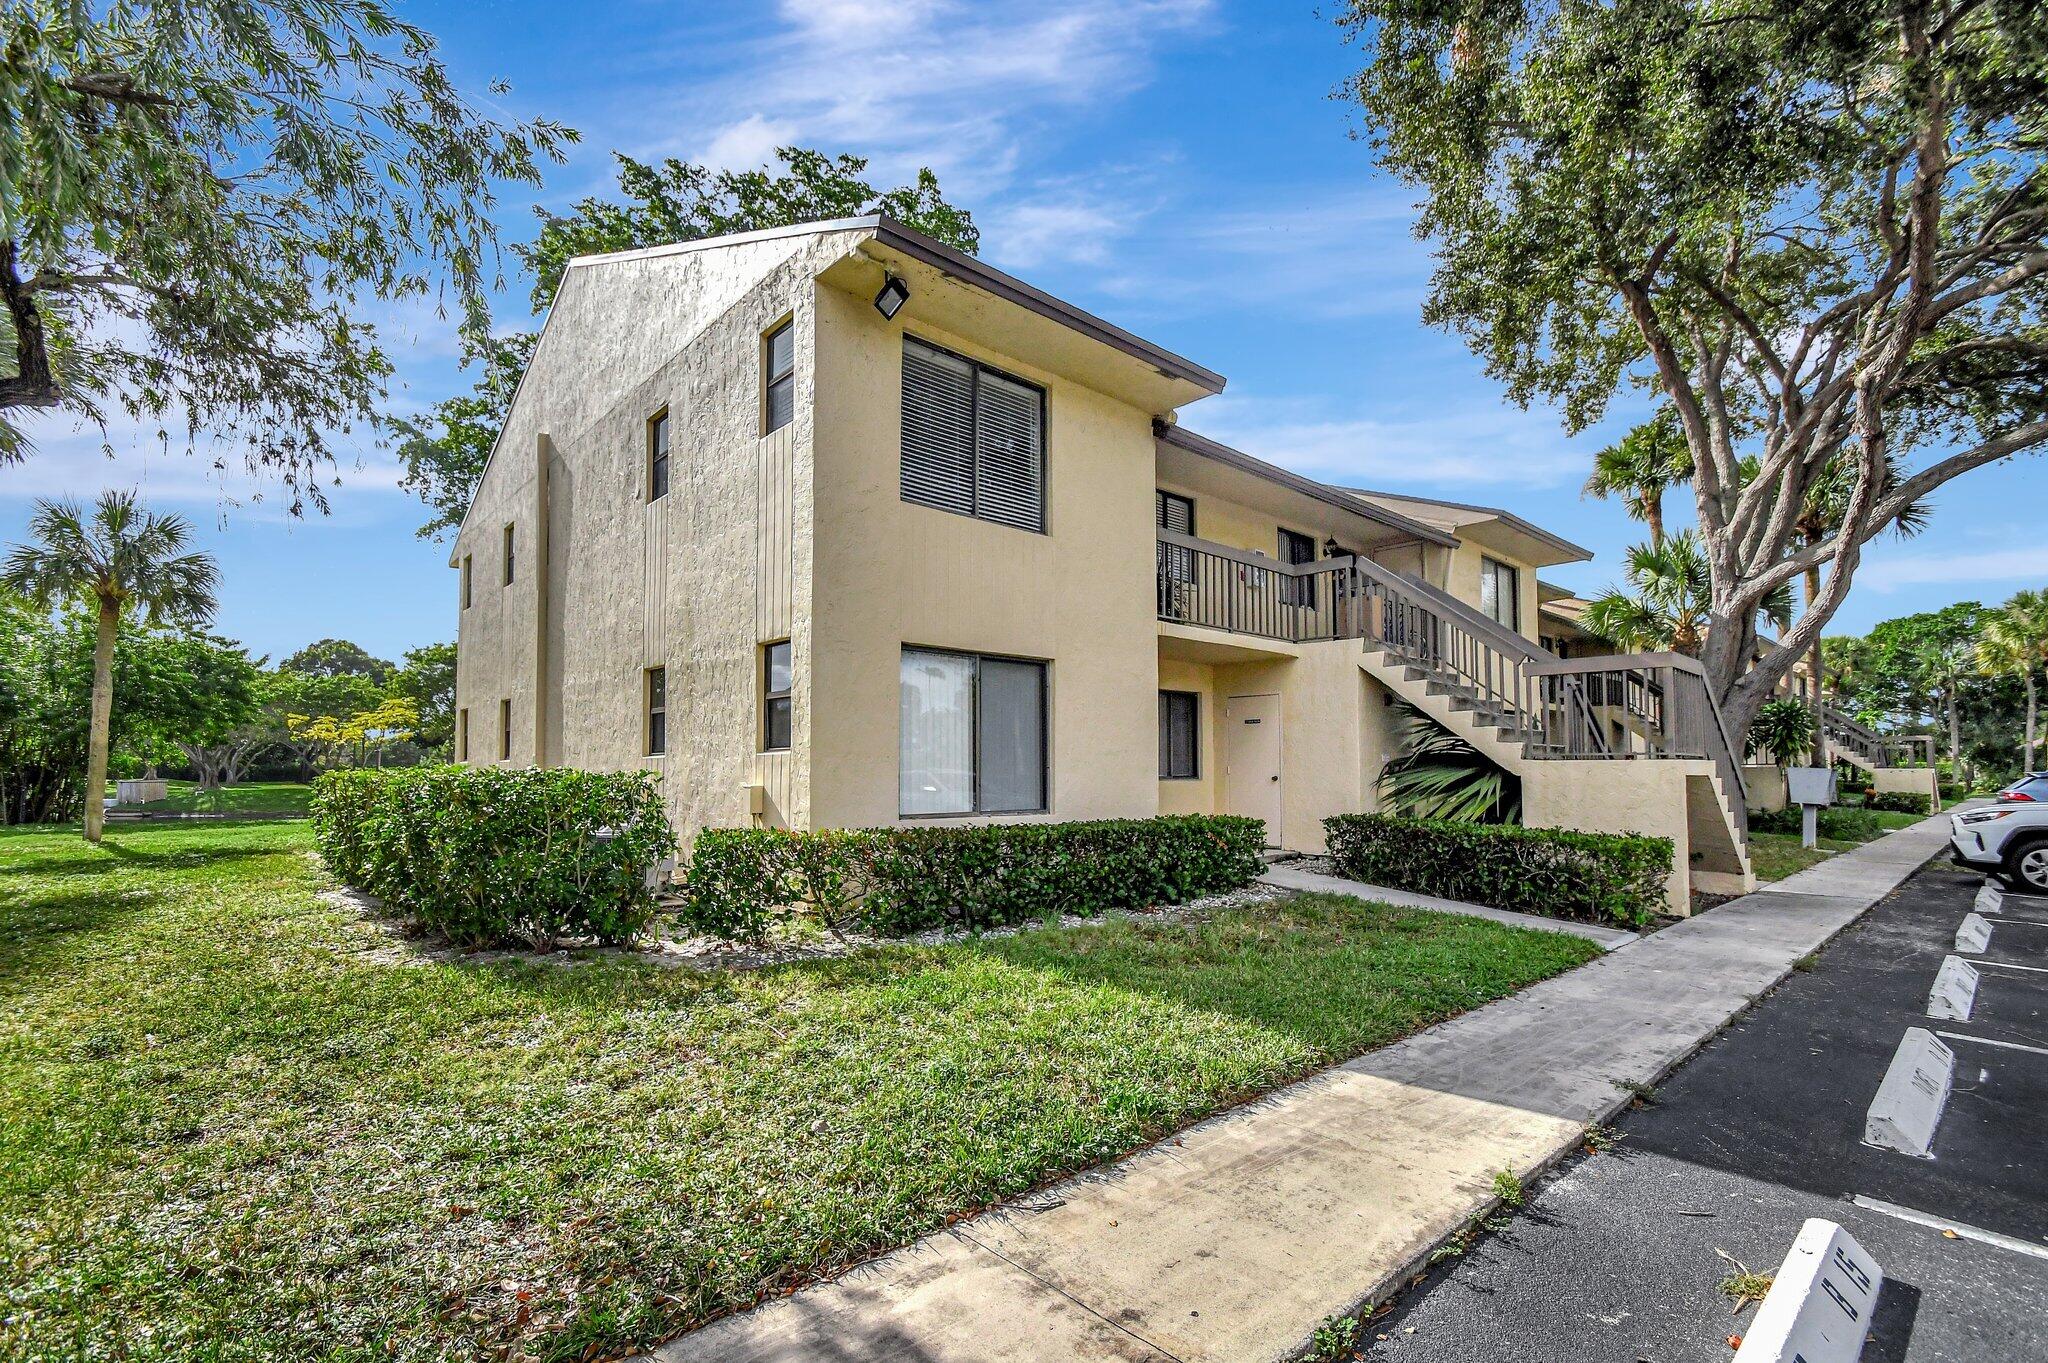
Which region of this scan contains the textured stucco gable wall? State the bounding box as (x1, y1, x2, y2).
(452, 229, 867, 840)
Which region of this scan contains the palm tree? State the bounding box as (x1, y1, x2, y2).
(1979, 589, 2048, 773)
(1375, 702, 1519, 822)
(1581, 531, 1793, 657)
(1583, 408, 1692, 545)
(3, 492, 219, 842)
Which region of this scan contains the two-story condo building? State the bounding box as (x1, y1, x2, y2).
(452, 216, 1754, 908)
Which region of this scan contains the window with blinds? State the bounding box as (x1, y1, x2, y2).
(901, 337, 1045, 533)
(1158, 691, 1199, 779)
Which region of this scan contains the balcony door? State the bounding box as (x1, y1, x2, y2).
(1223, 692, 1282, 846)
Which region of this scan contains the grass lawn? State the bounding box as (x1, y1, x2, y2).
(1749, 808, 1922, 882)
(0, 821, 1600, 1362)
(107, 778, 313, 816)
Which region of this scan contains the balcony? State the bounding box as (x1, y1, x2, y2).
(1156, 530, 1749, 825)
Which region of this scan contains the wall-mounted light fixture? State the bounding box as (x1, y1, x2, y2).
(873, 273, 910, 320)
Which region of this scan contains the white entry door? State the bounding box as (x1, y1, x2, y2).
(1223, 693, 1282, 846)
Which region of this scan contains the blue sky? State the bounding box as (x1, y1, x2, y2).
(6, 0, 2043, 665)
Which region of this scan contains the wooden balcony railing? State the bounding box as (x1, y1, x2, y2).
(1821, 703, 1933, 768)
(1157, 531, 1749, 824)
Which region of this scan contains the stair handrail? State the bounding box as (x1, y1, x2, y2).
(1528, 651, 1750, 817)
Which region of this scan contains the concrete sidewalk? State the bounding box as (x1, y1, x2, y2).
(652, 814, 1958, 1363)
(1258, 862, 1640, 950)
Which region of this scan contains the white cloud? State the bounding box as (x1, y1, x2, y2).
(3, 406, 405, 520)
(1185, 392, 1591, 492)
(1097, 187, 1432, 320)
(622, 1, 1215, 199)
(1859, 546, 2048, 592)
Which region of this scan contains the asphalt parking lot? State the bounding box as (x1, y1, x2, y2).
(1361, 861, 2048, 1362)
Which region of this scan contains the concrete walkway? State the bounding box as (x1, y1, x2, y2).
(1258, 863, 1640, 950)
(651, 813, 1958, 1363)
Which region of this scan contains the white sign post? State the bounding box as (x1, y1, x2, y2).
(1733, 1219, 1884, 1363)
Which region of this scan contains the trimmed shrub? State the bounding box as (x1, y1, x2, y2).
(1865, 790, 1932, 815)
(1321, 814, 1671, 928)
(311, 766, 675, 948)
(681, 815, 1266, 940)
(1749, 805, 1889, 841)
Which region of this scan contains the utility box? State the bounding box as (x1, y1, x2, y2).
(1785, 766, 1838, 848)
(1786, 766, 1837, 808)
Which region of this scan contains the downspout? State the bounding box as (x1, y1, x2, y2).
(533, 432, 552, 768)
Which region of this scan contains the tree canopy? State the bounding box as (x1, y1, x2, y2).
(1342, 0, 2048, 733)
(392, 146, 980, 538)
(0, 0, 572, 507)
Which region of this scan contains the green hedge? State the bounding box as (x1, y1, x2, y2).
(1750, 804, 1889, 841)
(682, 815, 1266, 940)
(1864, 790, 1931, 815)
(311, 766, 676, 948)
(1322, 814, 1671, 928)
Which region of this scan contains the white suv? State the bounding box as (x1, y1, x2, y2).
(1951, 801, 2048, 893)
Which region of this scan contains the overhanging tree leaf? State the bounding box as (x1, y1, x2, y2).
(1341, 0, 2048, 736)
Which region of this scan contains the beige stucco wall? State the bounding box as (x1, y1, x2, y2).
(453, 230, 866, 840)
(1437, 535, 1544, 644)
(1872, 765, 1943, 810)
(805, 280, 1162, 831)
(1521, 759, 1733, 913)
(1156, 646, 1403, 850)
(1743, 763, 1789, 813)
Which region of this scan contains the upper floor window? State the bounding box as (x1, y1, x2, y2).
(502, 523, 515, 584)
(498, 697, 512, 760)
(764, 322, 795, 434)
(762, 641, 792, 752)
(461, 554, 473, 609)
(457, 707, 469, 762)
(1480, 556, 1520, 631)
(648, 409, 671, 501)
(1279, 527, 1317, 609)
(901, 337, 1045, 534)
(1156, 489, 1195, 536)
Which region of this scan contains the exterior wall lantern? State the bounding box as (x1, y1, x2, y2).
(874, 274, 911, 320)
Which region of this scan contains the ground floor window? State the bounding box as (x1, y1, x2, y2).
(646, 666, 667, 756)
(899, 647, 1047, 816)
(498, 698, 512, 760)
(762, 641, 792, 751)
(1158, 690, 1199, 779)
(457, 707, 468, 761)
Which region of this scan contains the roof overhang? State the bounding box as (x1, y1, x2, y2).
(1158, 424, 1458, 550)
(1338, 487, 1592, 566)
(819, 216, 1224, 415)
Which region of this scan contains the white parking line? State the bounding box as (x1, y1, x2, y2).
(1934, 1029, 2048, 1058)
(1974, 958, 2048, 974)
(1926, 956, 1979, 1021)
(1849, 1195, 2048, 1262)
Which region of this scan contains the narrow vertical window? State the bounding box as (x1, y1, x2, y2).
(1158, 691, 1199, 779)
(457, 708, 469, 762)
(502, 523, 515, 584)
(648, 409, 670, 501)
(499, 698, 511, 760)
(646, 666, 667, 756)
(764, 322, 794, 434)
(1480, 557, 1520, 630)
(1279, 527, 1317, 609)
(761, 640, 792, 751)
(461, 554, 473, 609)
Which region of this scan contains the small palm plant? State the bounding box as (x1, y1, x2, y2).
(1747, 698, 1817, 768)
(1376, 702, 1520, 822)
(3, 492, 219, 842)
